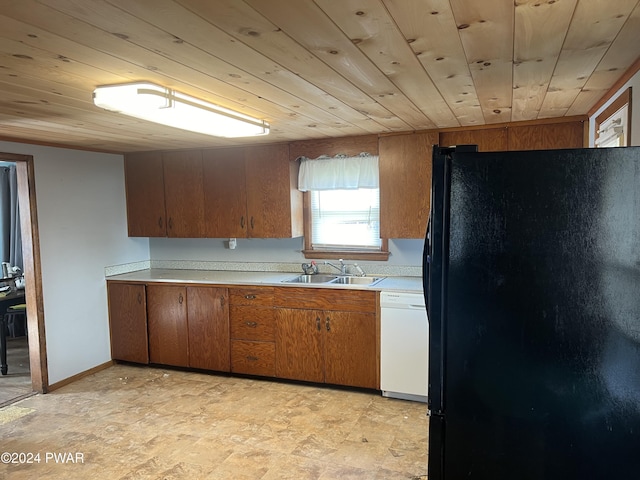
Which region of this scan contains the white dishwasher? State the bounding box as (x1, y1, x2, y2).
(380, 291, 429, 403)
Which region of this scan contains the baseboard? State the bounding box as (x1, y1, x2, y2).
(47, 360, 114, 392)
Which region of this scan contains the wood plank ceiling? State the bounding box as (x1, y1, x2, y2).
(0, 0, 638, 153)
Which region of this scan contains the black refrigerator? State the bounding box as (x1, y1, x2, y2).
(423, 145, 640, 479)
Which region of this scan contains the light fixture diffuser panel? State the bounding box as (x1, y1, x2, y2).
(93, 82, 269, 138)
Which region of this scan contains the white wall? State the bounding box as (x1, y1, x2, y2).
(0, 140, 150, 384)
(149, 236, 425, 271)
(589, 70, 640, 147)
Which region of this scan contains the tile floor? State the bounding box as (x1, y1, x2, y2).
(0, 364, 429, 479)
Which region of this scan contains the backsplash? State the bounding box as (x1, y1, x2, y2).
(105, 259, 421, 278)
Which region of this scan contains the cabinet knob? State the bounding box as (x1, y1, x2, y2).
(246, 355, 258, 362)
(178, 294, 183, 305)
(220, 296, 225, 307)
(244, 294, 256, 300)
(325, 316, 331, 332)
(316, 317, 321, 331)
(245, 321, 258, 328)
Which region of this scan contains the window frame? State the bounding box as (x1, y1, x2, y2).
(301, 190, 389, 261)
(595, 87, 632, 147)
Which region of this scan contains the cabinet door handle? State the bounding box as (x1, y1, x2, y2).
(245, 321, 258, 328)
(316, 316, 321, 331)
(220, 296, 225, 307)
(325, 316, 331, 332)
(137, 293, 143, 304)
(244, 294, 256, 300)
(178, 293, 184, 305)
(240, 216, 245, 229)
(158, 217, 163, 229)
(168, 217, 173, 230)
(250, 216, 255, 230)
(246, 355, 258, 362)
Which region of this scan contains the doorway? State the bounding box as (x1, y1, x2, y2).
(0, 152, 47, 404)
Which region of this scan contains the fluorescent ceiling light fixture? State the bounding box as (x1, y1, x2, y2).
(92, 82, 269, 138)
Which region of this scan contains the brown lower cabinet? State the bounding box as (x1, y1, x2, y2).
(230, 340, 276, 377)
(187, 286, 230, 371)
(273, 286, 379, 389)
(108, 282, 378, 390)
(275, 308, 377, 389)
(147, 284, 230, 371)
(229, 287, 276, 376)
(107, 282, 149, 364)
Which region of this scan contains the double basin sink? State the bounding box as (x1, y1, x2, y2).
(282, 274, 384, 286)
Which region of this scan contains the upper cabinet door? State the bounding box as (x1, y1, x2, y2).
(162, 150, 205, 238)
(507, 121, 585, 150)
(124, 152, 167, 237)
(379, 132, 438, 239)
(245, 144, 303, 238)
(202, 148, 248, 238)
(439, 127, 508, 152)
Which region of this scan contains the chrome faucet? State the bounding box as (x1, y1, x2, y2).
(324, 259, 366, 276)
(325, 259, 347, 275)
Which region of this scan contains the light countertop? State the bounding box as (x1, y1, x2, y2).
(106, 268, 422, 294)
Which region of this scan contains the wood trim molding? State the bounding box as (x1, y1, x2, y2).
(0, 135, 122, 155)
(14, 158, 49, 393)
(289, 134, 379, 161)
(47, 361, 114, 392)
(594, 87, 632, 146)
(588, 56, 640, 117)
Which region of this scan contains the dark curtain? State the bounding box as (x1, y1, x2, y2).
(0, 164, 22, 271)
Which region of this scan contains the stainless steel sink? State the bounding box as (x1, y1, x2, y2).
(283, 274, 339, 283)
(282, 274, 384, 286)
(331, 276, 384, 286)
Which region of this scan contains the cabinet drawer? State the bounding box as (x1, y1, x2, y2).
(230, 287, 274, 306)
(231, 340, 275, 377)
(230, 306, 275, 341)
(273, 287, 377, 313)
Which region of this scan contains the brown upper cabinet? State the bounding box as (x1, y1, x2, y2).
(438, 119, 584, 152)
(379, 132, 438, 239)
(202, 147, 247, 238)
(124, 119, 584, 240)
(163, 150, 206, 238)
(203, 144, 303, 238)
(439, 127, 509, 152)
(244, 144, 303, 238)
(124, 144, 303, 238)
(124, 152, 167, 237)
(507, 121, 585, 150)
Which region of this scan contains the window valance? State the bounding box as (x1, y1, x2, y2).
(297, 153, 379, 191)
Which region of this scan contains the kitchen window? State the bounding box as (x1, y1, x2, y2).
(595, 87, 632, 147)
(298, 154, 389, 260)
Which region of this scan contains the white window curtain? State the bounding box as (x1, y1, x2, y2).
(297, 153, 379, 191)
(298, 153, 381, 250)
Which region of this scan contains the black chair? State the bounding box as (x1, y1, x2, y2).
(1, 303, 26, 375)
